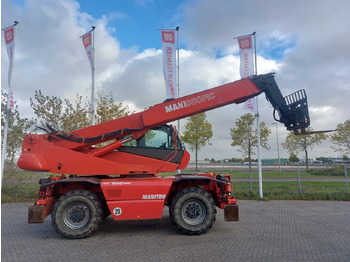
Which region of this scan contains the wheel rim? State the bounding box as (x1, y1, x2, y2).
(63, 202, 90, 230)
(181, 199, 207, 225)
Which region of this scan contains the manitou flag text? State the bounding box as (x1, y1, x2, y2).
(4, 24, 16, 109)
(237, 35, 254, 78)
(161, 30, 177, 99)
(237, 34, 255, 112)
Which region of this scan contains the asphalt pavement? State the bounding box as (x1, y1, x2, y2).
(2, 200, 350, 262)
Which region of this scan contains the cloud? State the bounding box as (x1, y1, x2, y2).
(180, 0, 350, 159)
(2, 0, 349, 161)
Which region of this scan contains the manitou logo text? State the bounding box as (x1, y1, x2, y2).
(165, 92, 215, 113)
(142, 194, 166, 200)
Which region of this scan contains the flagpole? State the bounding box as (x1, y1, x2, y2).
(236, 31, 262, 197)
(176, 27, 181, 174)
(176, 27, 180, 131)
(1, 21, 19, 181)
(91, 26, 95, 125)
(253, 32, 263, 199)
(256, 98, 263, 199)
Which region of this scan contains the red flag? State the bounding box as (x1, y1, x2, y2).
(237, 35, 254, 78)
(237, 34, 255, 112)
(161, 30, 177, 99)
(81, 28, 95, 115)
(82, 31, 93, 68)
(3, 24, 17, 109)
(4, 27, 14, 59)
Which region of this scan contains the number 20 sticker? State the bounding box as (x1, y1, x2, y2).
(113, 207, 122, 216)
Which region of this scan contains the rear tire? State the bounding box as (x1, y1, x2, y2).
(170, 187, 216, 235)
(52, 190, 103, 239)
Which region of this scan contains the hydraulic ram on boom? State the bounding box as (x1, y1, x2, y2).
(18, 73, 312, 239)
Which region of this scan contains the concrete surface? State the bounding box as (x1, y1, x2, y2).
(2, 200, 350, 261)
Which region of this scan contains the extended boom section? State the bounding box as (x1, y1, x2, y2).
(18, 73, 310, 175)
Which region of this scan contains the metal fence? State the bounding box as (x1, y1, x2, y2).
(184, 163, 350, 197)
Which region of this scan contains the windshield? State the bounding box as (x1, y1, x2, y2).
(124, 125, 182, 150)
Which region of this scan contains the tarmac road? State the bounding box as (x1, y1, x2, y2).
(2, 200, 350, 262)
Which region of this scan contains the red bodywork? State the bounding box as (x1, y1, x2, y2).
(18, 77, 260, 175)
(33, 173, 235, 222)
(20, 76, 261, 224)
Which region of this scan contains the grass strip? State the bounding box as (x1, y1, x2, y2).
(233, 181, 350, 201)
(2, 182, 39, 203)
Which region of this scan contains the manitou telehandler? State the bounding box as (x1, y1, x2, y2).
(18, 73, 311, 239)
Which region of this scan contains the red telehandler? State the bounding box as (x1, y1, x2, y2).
(18, 73, 310, 239)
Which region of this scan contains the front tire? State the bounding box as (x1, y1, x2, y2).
(170, 187, 216, 235)
(52, 190, 103, 239)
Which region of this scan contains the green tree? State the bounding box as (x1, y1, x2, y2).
(289, 152, 299, 164)
(1, 92, 35, 170)
(180, 113, 213, 170)
(330, 119, 350, 155)
(30, 90, 66, 130)
(30, 90, 92, 132)
(230, 113, 271, 166)
(62, 94, 90, 131)
(30, 89, 130, 133)
(282, 128, 327, 171)
(95, 90, 130, 123)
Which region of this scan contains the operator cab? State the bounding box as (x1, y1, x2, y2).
(119, 125, 185, 163)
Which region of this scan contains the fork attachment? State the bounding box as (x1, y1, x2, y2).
(250, 74, 310, 134)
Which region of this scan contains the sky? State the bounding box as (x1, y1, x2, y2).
(1, 0, 350, 162)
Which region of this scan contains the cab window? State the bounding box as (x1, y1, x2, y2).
(124, 126, 180, 149)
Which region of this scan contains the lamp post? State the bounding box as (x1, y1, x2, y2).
(272, 122, 281, 172)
